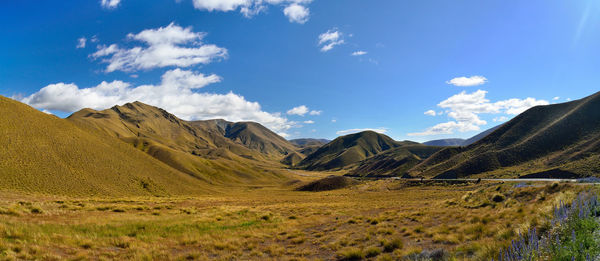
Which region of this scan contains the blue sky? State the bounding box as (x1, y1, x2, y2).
(1, 0, 599, 141)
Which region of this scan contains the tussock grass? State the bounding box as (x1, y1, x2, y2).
(0, 180, 583, 260)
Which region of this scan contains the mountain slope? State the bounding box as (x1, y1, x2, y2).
(410, 91, 600, 178)
(68, 102, 288, 185)
(0, 96, 209, 196)
(462, 124, 503, 146)
(290, 138, 330, 147)
(423, 138, 465, 147)
(223, 122, 298, 158)
(348, 145, 443, 177)
(297, 131, 410, 171)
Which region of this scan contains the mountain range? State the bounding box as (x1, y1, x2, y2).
(1, 90, 599, 196)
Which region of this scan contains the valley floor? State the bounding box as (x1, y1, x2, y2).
(0, 180, 590, 260)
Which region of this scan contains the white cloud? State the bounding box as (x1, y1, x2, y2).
(424, 110, 436, 116)
(309, 110, 321, 115)
(566, 98, 572, 101)
(21, 69, 294, 136)
(283, 3, 309, 24)
(351, 51, 367, 56)
(331, 119, 336, 123)
(446, 76, 488, 87)
(493, 116, 508, 122)
(553, 96, 560, 101)
(76, 37, 87, 49)
(287, 105, 309, 116)
(91, 23, 227, 72)
(100, 0, 121, 9)
(336, 128, 388, 135)
(318, 29, 344, 52)
(192, 0, 313, 23)
(303, 120, 314, 124)
(408, 90, 548, 136)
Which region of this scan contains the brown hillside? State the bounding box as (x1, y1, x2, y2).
(0, 96, 209, 196)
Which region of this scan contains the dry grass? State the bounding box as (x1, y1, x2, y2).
(0, 180, 583, 260)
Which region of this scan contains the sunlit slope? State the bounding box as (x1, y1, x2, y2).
(0, 96, 209, 196)
(297, 131, 411, 170)
(68, 102, 288, 185)
(223, 122, 299, 158)
(410, 91, 600, 178)
(349, 145, 442, 177)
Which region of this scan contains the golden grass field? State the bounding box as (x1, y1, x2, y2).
(0, 175, 588, 260)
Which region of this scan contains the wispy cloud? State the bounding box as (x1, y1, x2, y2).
(351, 51, 367, 56)
(100, 0, 121, 9)
(76, 37, 87, 49)
(318, 29, 344, 52)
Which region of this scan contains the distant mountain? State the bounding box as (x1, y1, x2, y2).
(68, 102, 288, 185)
(410, 91, 600, 178)
(462, 124, 503, 146)
(290, 138, 330, 147)
(297, 131, 413, 171)
(0, 96, 209, 196)
(422, 125, 503, 147)
(348, 145, 443, 177)
(423, 138, 465, 147)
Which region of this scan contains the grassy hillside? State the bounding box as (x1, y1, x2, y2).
(0, 96, 210, 196)
(349, 145, 443, 177)
(281, 152, 304, 166)
(290, 138, 330, 147)
(297, 131, 410, 171)
(224, 122, 299, 158)
(410, 91, 600, 178)
(68, 102, 289, 185)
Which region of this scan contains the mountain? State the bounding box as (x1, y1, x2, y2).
(281, 152, 305, 166)
(348, 145, 443, 177)
(423, 138, 465, 147)
(290, 138, 330, 147)
(222, 121, 298, 158)
(297, 131, 413, 171)
(462, 124, 503, 146)
(422, 125, 503, 147)
(0, 96, 210, 196)
(68, 102, 288, 185)
(410, 91, 600, 178)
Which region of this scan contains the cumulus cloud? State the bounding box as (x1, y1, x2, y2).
(336, 128, 387, 135)
(91, 23, 227, 72)
(76, 37, 87, 49)
(303, 120, 314, 124)
(309, 110, 321, 116)
(100, 0, 121, 9)
(287, 105, 309, 116)
(553, 96, 560, 100)
(192, 0, 313, 23)
(424, 110, 436, 116)
(283, 3, 309, 24)
(408, 90, 548, 136)
(318, 29, 344, 52)
(351, 51, 367, 56)
(446, 76, 488, 87)
(21, 69, 294, 135)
